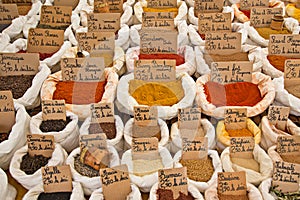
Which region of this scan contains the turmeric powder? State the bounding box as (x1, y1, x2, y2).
(227, 128, 253, 137)
(254, 27, 291, 40)
(143, 7, 178, 15)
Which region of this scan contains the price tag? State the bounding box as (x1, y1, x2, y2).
(140, 29, 177, 54)
(284, 59, 300, 98)
(142, 12, 175, 29)
(272, 161, 300, 193)
(250, 7, 283, 27)
(27, 28, 64, 54)
(61, 57, 105, 82)
(54, 0, 79, 10)
(40, 5, 72, 28)
(100, 165, 131, 200)
(42, 165, 73, 193)
(88, 13, 121, 33)
(210, 61, 252, 84)
(132, 137, 159, 160)
(134, 106, 158, 126)
(218, 171, 247, 195)
(0, 4, 19, 25)
(42, 100, 66, 121)
(230, 137, 255, 159)
(2, 0, 31, 15)
(178, 107, 201, 130)
(205, 32, 242, 55)
(240, 0, 268, 10)
(224, 108, 247, 130)
(27, 134, 55, 158)
(147, 0, 177, 8)
(269, 35, 300, 58)
(134, 59, 176, 82)
(198, 13, 231, 35)
(277, 136, 300, 156)
(194, 0, 224, 17)
(267, 106, 290, 130)
(91, 103, 114, 123)
(0, 91, 15, 133)
(79, 133, 107, 151)
(2, 0, 32, 4)
(158, 167, 188, 199)
(182, 134, 208, 160)
(107, 0, 123, 13)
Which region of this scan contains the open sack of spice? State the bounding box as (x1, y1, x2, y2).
(286, 1, 300, 22)
(0, 168, 17, 200)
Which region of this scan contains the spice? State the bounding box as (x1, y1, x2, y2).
(37, 192, 72, 200)
(157, 189, 194, 200)
(133, 158, 163, 176)
(230, 157, 260, 172)
(280, 155, 300, 164)
(180, 157, 214, 182)
(20, 153, 51, 175)
(270, 185, 300, 200)
(53, 81, 107, 104)
(143, 7, 178, 14)
(132, 124, 161, 140)
(94, 0, 110, 13)
(289, 115, 300, 127)
(74, 154, 100, 177)
(204, 81, 263, 107)
(267, 55, 291, 72)
(39, 117, 72, 132)
(88, 122, 117, 139)
(227, 128, 253, 137)
(286, 4, 300, 22)
(139, 54, 185, 66)
(240, 10, 251, 19)
(0, 75, 35, 99)
(203, 52, 249, 67)
(218, 194, 249, 200)
(270, 15, 284, 31)
(254, 27, 290, 40)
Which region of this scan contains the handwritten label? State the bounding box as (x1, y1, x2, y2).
(284, 59, 300, 98)
(198, 13, 231, 35)
(79, 134, 107, 151)
(134, 59, 176, 82)
(0, 4, 18, 25)
(158, 167, 188, 199)
(27, 28, 64, 54)
(42, 100, 66, 121)
(205, 32, 241, 55)
(269, 35, 300, 58)
(267, 106, 290, 130)
(218, 171, 247, 195)
(240, 0, 268, 10)
(42, 165, 73, 193)
(250, 8, 283, 27)
(100, 165, 131, 200)
(2, 0, 32, 4)
(140, 29, 177, 54)
(107, 0, 123, 13)
(194, 0, 224, 17)
(88, 13, 120, 33)
(40, 5, 72, 28)
(54, 0, 79, 10)
(91, 103, 114, 123)
(27, 134, 55, 158)
(178, 107, 201, 130)
(224, 108, 247, 130)
(0, 91, 15, 133)
(230, 137, 255, 159)
(142, 12, 175, 29)
(132, 137, 159, 160)
(182, 135, 208, 160)
(277, 136, 300, 156)
(147, 0, 177, 8)
(272, 161, 300, 193)
(134, 106, 158, 126)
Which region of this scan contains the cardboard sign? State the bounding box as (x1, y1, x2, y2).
(107, 0, 123, 13)
(140, 29, 177, 54)
(182, 134, 208, 160)
(40, 5, 72, 28)
(218, 171, 247, 195)
(0, 53, 39, 76)
(0, 91, 15, 133)
(91, 103, 114, 123)
(27, 28, 64, 54)
(147, 0, 177, 8)
(267, 106, 290, 130)
(53, 0, 79, 10)
(134, 59, 176, 82)
(79, 133, 107, 150)
(224, 108, 247, 130)
(2, 0, 32, 4)
(250, 7, 283, 27)
(100, 165, 131, 200)
(142, 12, 175, 29)
(240, 0, 269, 10)
(194, 0, 224, 17)
(277, 136, 300, 156)
(284, 59, 300, 97)
(198, 13, 231, 35)
(88, 13, 121, 33)
(61, 57, 105, 82)
(158, 167, 188, 199)
(230, 137, 255, 159)
(132, 137, 160, 160)
(269, 35, 300, 58)
(0, 4, 19, 25)
(178, 107, 201, 130)
(42, 165, 73, 193)
(205, 32, 241, 55)
(272, 161, 300, 193)
(210, 62, 252, 84)
(42, 100, 66, 121)
(27, 134, 55, 158)
(134, 106, 158, 126)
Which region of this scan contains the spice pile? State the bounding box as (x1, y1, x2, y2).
(203, 52, 249, 67)
(230, 157, 260, 172)
(88, 122, 117, 139)
(39, 116, 71, 132)
(37, 192, 72, 200)
(133, 158, 163, 176)
(139, 54, 185, 66)
(218, 194, 249, 200)
(0, 131, 10, 143)
(20, 153, 51, 175)
(227, 128, 253, 137)
(156, 189, 194, 200)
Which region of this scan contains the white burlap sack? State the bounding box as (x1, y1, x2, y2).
(22, 181, 85, 200)
(221, 144, 273, 186)
(149, 182, 204, 200)
(89, 183, 142, 200)
(0, 168, 17, 200)
(0, 103, 30, 170)
(124, 118, 169, 148)
(65, 146, 120, 195)
(9, 143, 68, 190)
(173, 150, 222, 192)
(30, 111, 80, 152)
(196, 72, 275, 118)
(116, 72, 196, 120)
(41, 67, 119, 120)
(121, 147, 173, 192)
(267, 145, 285, 162)
(261, 48, 283, 78)
(170, 119, 216, 154)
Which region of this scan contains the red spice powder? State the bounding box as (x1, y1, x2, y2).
(53, 81, 107, 104)
(240, 10, 251, 19)
(204, 81, 263, 107)
(139, 54, 185, 66)
(18, 50, 56, 61)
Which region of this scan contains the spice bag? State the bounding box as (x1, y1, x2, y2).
(41, 68, 119, 120)
(170, 119, 216, 154)
(22, 181, 85, 200)
(205, 181, 263, 200)
(260, 116, 300, 151)
(124, 118, 169, 149)
(0, 168, 17, 200)
(195, 72, 276, 118)
(116, 72, 196, 120)
(261, 48, 284, 79)
(30, 111, 80, 153)
(9, 143, 68, 190)
(149, 182, 204, 200)
(173, 150, 222, 192)
(267, 145, 286, 162)
(89, 183, 142, 200)
(221, 144, 273, 186)
(216, 118, 261, 151)
(0, 103, 30, 170)
(121, 147, 173, 192)
(65, 146, 120, 195)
